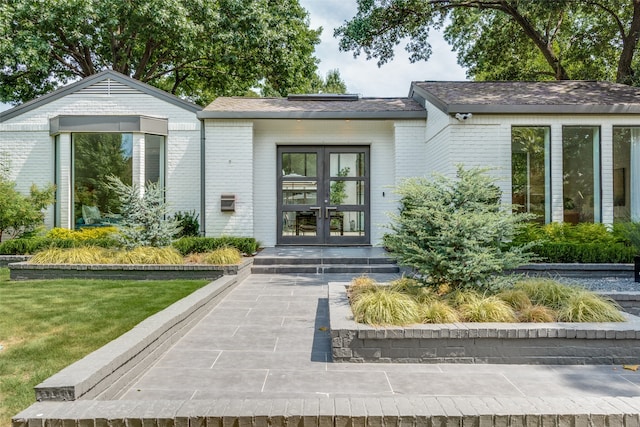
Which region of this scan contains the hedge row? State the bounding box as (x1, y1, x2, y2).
(172, 236, 260, 256)
(529, 242, 637, 264)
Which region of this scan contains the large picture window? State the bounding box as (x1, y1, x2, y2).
(511, 126, 550, 223)
(613, 127, 640, 222)
(562, 126, 601, 223)
(73, 133, 133, 227)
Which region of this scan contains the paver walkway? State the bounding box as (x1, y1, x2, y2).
(119, 273, 640, 401)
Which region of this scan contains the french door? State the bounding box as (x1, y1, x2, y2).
(277, 146, 370, 245)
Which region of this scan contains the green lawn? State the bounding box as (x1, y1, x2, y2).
(0, 268, 209, 427)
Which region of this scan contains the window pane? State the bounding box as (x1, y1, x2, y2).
(330, 180, 365, 205)
(282, 153, 316, 177)
(562, 127, 600, 223)
(73, 133, 132, 227)
(334, 211, 365, 236)
(145, 134, 164, 185)
(330, 153, 365, 177)
(613, 127, 640, 222)
(511, 127, 549, 223)
(282, 180, 317, 204)
(282, 211, 317, 236)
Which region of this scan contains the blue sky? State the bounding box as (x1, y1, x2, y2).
(0, 1, 467, 111)
(300, 0, 468, 97)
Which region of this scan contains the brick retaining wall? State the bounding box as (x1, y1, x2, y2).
(329, 283, 640, 364)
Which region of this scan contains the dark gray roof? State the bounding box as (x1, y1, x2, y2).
(0, 70, 202, 122)
(410, 81, 640, 114)
(198, 96, 426, 120)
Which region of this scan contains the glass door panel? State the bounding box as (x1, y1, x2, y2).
(277, 146, 369, 245)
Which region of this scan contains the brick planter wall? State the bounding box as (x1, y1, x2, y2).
(329, 283, 640, 364)
(8, 258, 253, 281)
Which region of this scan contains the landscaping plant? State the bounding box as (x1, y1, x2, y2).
(107, 176, 181, 249)
(384, 165, 534, 292)
(202, 247, 242, 265)
(0, 176, 55, 240)
(171, 210, 200, 238)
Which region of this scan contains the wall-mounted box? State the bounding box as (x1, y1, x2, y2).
(221, 194, 236, 212)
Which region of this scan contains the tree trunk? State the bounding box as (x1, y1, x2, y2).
(616, 0, 640, 84)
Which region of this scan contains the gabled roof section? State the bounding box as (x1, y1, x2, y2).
(410, 80, 640, 115)
(198, 96, 426, 120)
(0, 70, 202, 122)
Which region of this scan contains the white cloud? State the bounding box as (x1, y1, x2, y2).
(300, 0, 468, 97)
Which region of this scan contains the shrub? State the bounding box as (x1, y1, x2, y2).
(514, 279, 577, 309)
(171, 210, 200, 237)
(348, 277, 379, 302)
(557, 292, 625, 322)
(384, 165, 534, 292)
(444, 289, 482, 308)
(30, 247, 110, 264)
(390, 277, 435, 304)
(46, 227, 119, 241)
(497, 289, 532, 310)
(202, 247, 242, 265)
(532, 242, 635, 263)
(459, 296, 517, 322)
(420, 301, 460, 323)
(0, 178, 55, 240)
(107, 176, 181, 249)
(351, 288, 421, 326)
(173, 236, 260, 256)
(111, 246, 184, 264)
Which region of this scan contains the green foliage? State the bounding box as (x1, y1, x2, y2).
(557, 292, 625, 323)
(45, 227, 119, 241)
(30, 247, 110, 264)
(390, 277, 435, 304)
(351, 287, 421, 326)
(512, 222, 639, 263)
(0, 178, 55, 240)
(420, 301, 460, 324)
(309, 69, 348, 94)
(173, 236, 260, 256)
(335, 1, 640, 85)
(384, 165, 534, 292)
(171, 210, 200, 238)
(202, 247, 243, 265)
(459, 296, 517, 323)
(0, 236, 119, 255)
(107, 176, 180, 249)
(514, 279, 577, 310)
(1, 0, 324, 105)
(111, 247, 184, 265)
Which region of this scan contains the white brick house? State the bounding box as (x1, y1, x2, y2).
(2, 72, 640, 246)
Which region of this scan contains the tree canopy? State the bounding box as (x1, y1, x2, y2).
(335, 0, 640, 85)
(0, 0, 339, 105)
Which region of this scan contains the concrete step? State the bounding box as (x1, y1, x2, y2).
(251, 263, 400, 274)
(252, 256, 396, 266)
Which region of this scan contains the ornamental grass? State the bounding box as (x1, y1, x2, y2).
(349, 277, 625, 326)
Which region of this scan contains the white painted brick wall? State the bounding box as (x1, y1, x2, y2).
(204, 120, 254, 237)
(250, 120, 396, 246)
(0, 89, 201, 230)
(424, 105, 453, 176)
(423, 108, 638, 224)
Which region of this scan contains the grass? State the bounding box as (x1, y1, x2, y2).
(0, 268, 209, 427)
(349, 277, 626, 326)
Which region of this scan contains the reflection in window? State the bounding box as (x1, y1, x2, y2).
(511, 127, 550, 223)
(73, 133, 133, 226)
(330, 153, 365, 177)
(282, 152, 316, 177)
(282, 180, 317, 205)
(562, 126, 601, 223)
(613, 127, 640, 222)
(282, 211, 317, 236)
(145, 134, 165, 186)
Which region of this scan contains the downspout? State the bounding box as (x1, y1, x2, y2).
(199, 118, 206, 236)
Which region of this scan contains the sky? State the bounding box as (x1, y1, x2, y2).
(0, 1, 467, 111)
(299, 0, 468, 97)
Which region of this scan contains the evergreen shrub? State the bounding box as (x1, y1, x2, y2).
(173, 236, 260, 256)
(384, 165, 534, 292)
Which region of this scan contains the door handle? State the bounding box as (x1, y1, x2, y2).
(309, 206, 321, 217)
(325, 206, 337, 219)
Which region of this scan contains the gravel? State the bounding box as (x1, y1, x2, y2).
(555, 276, 640, 293)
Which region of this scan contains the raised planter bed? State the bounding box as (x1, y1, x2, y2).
(329, 282, 640, 365)
(8, 258, 253, 281)
(0, 255, 30, 267)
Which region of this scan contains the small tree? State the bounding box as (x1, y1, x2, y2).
(384, 165, 534, 292)
(107, 176, 181, 249)
(0, 178, 55, 240)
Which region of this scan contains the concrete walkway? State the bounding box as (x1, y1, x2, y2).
(118, 273, 640, 402)
(14, 272, 640, 426)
